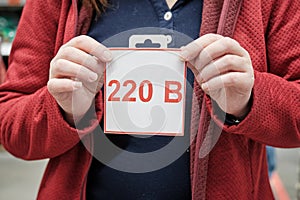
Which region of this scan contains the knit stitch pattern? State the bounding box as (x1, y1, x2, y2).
(0, 0, 299, 199)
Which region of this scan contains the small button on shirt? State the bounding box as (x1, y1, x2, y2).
(164, 11, 173, 21)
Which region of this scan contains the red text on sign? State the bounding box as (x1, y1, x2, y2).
(108, 80, 121, 101)
(107, 80, 182, 103)
(122, 80, 137, 102)
(139, 80, 153, 102)
(164, 81, 182, 103)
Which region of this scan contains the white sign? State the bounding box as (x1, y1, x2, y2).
(104, 48, 186, 136)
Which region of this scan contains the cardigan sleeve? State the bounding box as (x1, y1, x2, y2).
(210, 0, 300, 148)
(0, 0, 102, 160)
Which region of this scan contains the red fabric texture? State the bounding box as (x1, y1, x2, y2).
(0, 0, 299, 199)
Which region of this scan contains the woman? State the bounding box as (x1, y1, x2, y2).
(0, 0, 299, 199)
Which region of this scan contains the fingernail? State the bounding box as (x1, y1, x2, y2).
(89, 72, 98, 82)
(201, 83, 208, 91)
(196, 74, 203, 84)
(73, 81, 82, 89)
(180, 49, 189, 61)
(103, 50, 112, 61)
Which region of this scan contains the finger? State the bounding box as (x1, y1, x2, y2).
(186, 62, 200, 77)
(50, 59, 99, 83)
(64, 35, 113, 62)
(179, 34, 223, 61)
(197, 55, 250, 83)
(47, 78, 82, 94)
(195, 37, 248, 72)
(56, 46, 105, 74)
(200, 72, 253, 92)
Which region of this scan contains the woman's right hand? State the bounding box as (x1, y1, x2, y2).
(47, 35, 112, 125)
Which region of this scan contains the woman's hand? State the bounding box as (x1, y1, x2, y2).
(180, 34, 254, 118)
(47, 35, 112, 125)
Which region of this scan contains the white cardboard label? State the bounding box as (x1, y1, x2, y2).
(104, 48, 186, 136)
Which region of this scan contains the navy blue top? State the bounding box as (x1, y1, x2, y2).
(86, 0, 203, 199)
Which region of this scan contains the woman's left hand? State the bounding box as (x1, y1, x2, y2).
(180, 34, 254, 118)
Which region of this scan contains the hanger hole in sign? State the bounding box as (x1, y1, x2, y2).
(135, 39, 161, 48)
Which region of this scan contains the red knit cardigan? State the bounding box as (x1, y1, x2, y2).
(0, 0, 299, 199)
